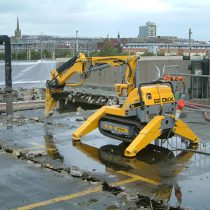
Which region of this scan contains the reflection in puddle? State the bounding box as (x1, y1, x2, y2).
(44, 134, 64, 161)
(73, 141, 198, 208)
(42, 128, 210, 208)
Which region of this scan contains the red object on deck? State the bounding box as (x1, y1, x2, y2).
(177, 99, 186, 110)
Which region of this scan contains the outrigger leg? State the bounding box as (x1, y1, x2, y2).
(124, 116, 164, 157)
(173, 119, 199, 144)
(72, 107, 106, 140)
(124, 116, 199, 158)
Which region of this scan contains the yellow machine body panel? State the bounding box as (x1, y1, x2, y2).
(141, 85, 175, 106)
(121, 85, 175, 112)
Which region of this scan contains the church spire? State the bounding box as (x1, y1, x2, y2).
(15, 16, 21, 39)
(17, 16, 20, 31)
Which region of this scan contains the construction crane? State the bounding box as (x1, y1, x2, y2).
(45, 53, 199, 157)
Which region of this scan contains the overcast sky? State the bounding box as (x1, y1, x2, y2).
(0, 0, 210, 40)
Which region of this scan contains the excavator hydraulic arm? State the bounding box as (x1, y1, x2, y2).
(45, 53, 138, 116)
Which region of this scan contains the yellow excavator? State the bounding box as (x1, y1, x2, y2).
(45, 53, 199, 157)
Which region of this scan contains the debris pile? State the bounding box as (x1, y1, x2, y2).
(0, 88, 45, 102)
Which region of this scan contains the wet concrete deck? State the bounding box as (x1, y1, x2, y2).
(0, 152, 124, 210)
(0, 109, 210, 209)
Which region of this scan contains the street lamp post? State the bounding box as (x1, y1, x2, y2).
(189, 28, 192, 59)
(40, 33, 43, 60)
(76, 30, 78, 53)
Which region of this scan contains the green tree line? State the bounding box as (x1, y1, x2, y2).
(0, 39, 162, 61)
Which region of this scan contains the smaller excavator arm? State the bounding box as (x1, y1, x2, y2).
(45, 53, 138, 116)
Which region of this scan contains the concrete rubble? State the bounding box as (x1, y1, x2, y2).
(0, 87, 45, 102)
(63, 87, 118, 106)
(0, 87, 119, 114)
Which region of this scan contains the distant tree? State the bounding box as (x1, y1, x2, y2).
(141, 51, 155, 56)
(0, 53, 4, 60)
(42, 49, 51, 59)
(55, 49, 73, 58)
(95, 39, 123, 56)
(157, 51, 165, 56)
(17, 52, 27, 60)
(31, 50, 41, 60)
(88, 51, 100, 57)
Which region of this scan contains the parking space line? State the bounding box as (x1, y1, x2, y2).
(14, 176, 139, 210)
(31, 142, 57, 151)
(17, 146, 44, 152)
(14, 186, 101, 210)
(31, 142, 44, 147)
(116, 170, 160, 186)
(17, 142, 56, 152)
(113, 177, 140, 186)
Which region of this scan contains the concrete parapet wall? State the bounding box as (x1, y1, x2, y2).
(137, 59, 190, 83)
(58, 57, 190, 90)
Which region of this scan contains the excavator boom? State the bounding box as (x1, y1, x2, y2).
(45, 53, 138, 115)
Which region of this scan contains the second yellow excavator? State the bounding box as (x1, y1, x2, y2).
(45, 53, 199, 157)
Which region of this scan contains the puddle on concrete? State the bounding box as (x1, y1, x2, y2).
(42, 125, 210, 209)
(1, 110, 210, 209)
(43, 129, 210, 209)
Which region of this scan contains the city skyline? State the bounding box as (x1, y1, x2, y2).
(0, 0, 210, 41)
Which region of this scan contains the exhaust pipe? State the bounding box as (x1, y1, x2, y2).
(0, 35, 13, 115)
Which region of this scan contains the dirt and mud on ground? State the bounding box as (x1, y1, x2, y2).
(0, 108, 210, 210)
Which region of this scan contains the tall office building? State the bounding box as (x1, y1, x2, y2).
(139, 22, 156, 38)
(15, 16, 22, 39)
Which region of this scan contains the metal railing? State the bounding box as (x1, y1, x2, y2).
(162, 73, 210, 100)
